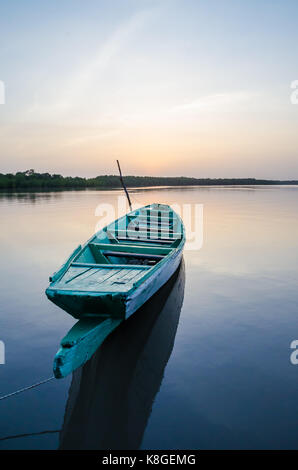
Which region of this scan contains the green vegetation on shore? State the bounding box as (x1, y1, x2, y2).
(0, 169, 297, 190)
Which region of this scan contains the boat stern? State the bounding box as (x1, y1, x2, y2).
(46, 288, 127, 319)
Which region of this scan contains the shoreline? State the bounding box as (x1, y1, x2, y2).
(1, 171, 298, 192)
(1, 183, 298, 194)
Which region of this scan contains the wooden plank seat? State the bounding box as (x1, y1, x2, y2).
(132, 214, 172, 221)
(102, 251, 164, 261)
(136, 209, 172, 215)
(107, 229, 180, 239)
(133, 221, 174, 229)
(71, 262, 151, 269)
(130, 218, 174, 227)
(130, 224, 174, 233)
(106, 230, 176, 244)
(129, 214, 174, 222)
(117, 236, 173, 245)
(90, 242, 171, 255)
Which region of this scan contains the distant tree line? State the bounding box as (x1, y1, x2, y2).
(0, 169, 297, 190)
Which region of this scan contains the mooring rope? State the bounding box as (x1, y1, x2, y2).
(0, 429, 60, 442)
(0, 376, 55, 401)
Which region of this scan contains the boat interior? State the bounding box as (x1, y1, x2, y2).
(76, 204, 182, 268)
(49, 205, 183, 292)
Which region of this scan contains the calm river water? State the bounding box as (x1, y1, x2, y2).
(0, 186, 298, 449)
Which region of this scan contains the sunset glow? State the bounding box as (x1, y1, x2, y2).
(0, 0, 297, 178)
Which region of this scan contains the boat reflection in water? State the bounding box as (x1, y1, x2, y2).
(59, 260, 185, 450)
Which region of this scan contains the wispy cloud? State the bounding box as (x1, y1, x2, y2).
(26, 8, 153, 124)
(170, 92, 257, 113)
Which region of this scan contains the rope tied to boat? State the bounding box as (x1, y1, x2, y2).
(0, 376, 55, 401)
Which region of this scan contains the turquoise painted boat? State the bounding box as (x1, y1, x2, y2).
(46, 203, 185, 320)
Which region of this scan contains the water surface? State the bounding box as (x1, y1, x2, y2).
(0, 186, 297, 449)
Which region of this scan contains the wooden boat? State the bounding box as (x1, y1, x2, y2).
(46, 202, 185, 378)
(59, 261, 185, 449)
(46, 203, 185, 320)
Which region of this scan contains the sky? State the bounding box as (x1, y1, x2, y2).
(0, 0, 298, 179)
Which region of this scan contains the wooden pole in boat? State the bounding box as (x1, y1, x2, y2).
(116, 160, 132, 212)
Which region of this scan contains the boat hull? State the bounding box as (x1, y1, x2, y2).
(46, 250, 183, 320)
(125, 247, 183, 318)
(46, 289, 126, 319)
